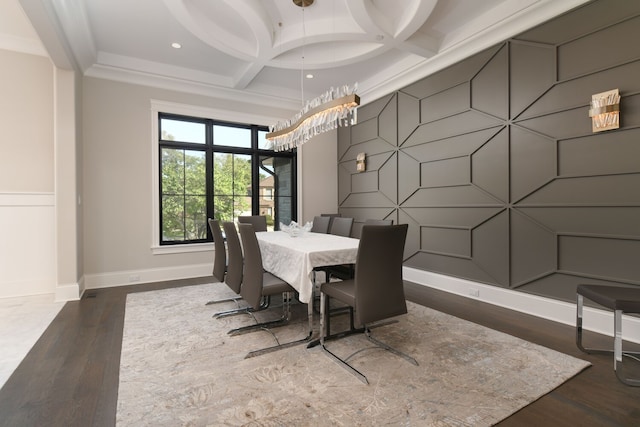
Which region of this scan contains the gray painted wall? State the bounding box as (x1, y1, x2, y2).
(337, 0, 640, 303)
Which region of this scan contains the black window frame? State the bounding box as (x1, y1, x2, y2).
(158, 112, 297, 245)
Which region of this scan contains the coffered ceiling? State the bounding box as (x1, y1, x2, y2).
(14, 0, 588, 111)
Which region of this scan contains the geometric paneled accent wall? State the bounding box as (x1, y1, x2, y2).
(337, 0, 640, 303)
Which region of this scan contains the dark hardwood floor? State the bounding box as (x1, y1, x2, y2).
(1, 277, 639, 426)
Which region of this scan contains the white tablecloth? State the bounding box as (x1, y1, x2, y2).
(256, 231, 359, 304)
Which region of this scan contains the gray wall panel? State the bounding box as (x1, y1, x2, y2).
(350, 117, 378, 146)
(510, 126, 556, 202)
(472, 210, 510, 286)
(337, 125, 351, 161)
(519, 60, 640, 120)
(379, 152, 397, 203)
(356, 94, 394, 123)
(559, 236, 640, 284)
(401, 207, 504, 229)
(516, 0, 640, 45)
(421, 83, 470, 123)
(401, 46, 500, 99)
(337, 0, 640, 303)
(339, 207, 395, 223)
(343, 138, 394, 161)
(351, 171, 378, 194)
(558, 128, 640, 177)
(519, 207, 640, 237)
(379, 94, 397, 146)
(337, 164, 351, 204)
(515, 108, 589, 140)
(558, 16, 640, 81)
(404, 111, 503, 147)
(421, 157, 469, 188)
(510, 210, 557, 287)
(359, 151, 394, 172)
(620, 92, 640, 128)
(403, 187, 502, 207)
(471, 45, 509, 119)
(471, 128, 509, 202)
(340, 192, 395, 208)
(403, 128, 500, 162)
(398, 151, 420, 203)
(520, 175, 640, 205)
(509, 41, 555, 119)
(398, 91, 420, 145)
(422, 227, 470, 258)
(405, 251, 501, 285)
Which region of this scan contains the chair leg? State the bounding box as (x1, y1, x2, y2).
(205, 296, 241, 306)
(213, 296, 270, 318)
(244, 331, 312, 358)
(364, 328, 418, 366)
(576, 294, 609, 355)
(233, 292, 314, 358)
(614, 309, 640, 387)
(243, 292, 314, 358)
(576, 294, 640, 387)
(227, 292, 292, 336)
(319, 293, 368, 384)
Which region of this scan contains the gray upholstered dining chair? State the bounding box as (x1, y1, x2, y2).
(322, 216, 356, 281)
(238, 215, 268, 232)
(329, 216, 353, 237)
(352, 218, 394, 240)
(226, 223, 297, 336)
(318, 216, 353, 282)
(210, 221, 249, 316)
(311, 215, 331, 233)
(319, 224, 417, 384)
(321, 213, 341, 230)
(205, 219, 244, 306)
(212, 222, 271, 318)
(209, 219, 226, 283)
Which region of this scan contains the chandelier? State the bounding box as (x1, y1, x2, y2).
(267, 0, 360, 152)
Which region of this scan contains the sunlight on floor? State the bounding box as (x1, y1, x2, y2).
(0, 295, 64, 389)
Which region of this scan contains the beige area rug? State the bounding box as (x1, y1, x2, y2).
(117, 283, 590, 426)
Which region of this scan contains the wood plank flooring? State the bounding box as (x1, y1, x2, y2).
(1, 277, 639, 426)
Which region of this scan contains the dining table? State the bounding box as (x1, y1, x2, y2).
(256, 230, 360, 304)
(252, 230, 360, 353)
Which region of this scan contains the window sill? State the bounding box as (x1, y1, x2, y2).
(151, 242, 214, 255)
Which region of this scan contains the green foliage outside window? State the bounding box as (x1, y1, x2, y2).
(213, 153, 252, 222)
(161, 148, 207, 241)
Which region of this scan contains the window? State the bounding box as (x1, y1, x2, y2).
(156, 111, 296, 246)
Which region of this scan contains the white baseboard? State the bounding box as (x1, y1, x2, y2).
(55, 282, 81, 302)
(403, 267, 640, 344)
(85, 263, 212, 290)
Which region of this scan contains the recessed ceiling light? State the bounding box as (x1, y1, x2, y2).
(306, 73, 314, 79)
(171, 42, 182, 49)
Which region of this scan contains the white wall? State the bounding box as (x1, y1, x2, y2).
(0, 49, 56, 299)
(0, 50, 53, 192)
